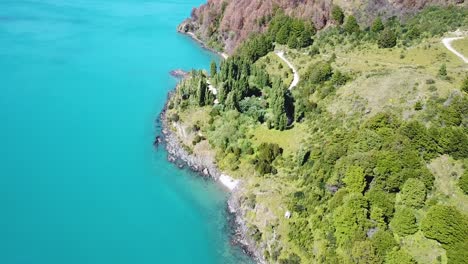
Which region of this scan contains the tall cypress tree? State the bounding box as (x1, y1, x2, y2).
(197, 78, 206, 106)
(270, 79, 287, 130)
(210, 60, 217, 77)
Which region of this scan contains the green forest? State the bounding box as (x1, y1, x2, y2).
(166, 6, 468, 264)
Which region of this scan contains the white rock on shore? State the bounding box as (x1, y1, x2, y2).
(219, 174, 239, 191)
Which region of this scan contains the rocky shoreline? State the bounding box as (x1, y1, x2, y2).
(158, 94, 265, 264)
(177, 22, 228, 59)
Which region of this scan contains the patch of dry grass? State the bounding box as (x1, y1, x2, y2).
(427, 155, 468, 215)
(451, 37, 468, 59)
(401, 231, 447, 264)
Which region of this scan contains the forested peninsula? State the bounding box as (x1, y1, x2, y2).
(163, 3, 468, 264)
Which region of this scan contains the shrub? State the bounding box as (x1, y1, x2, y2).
(371, 17, 384, 33)
(385, 248, 416, 264)
(438, 64, 447, 77)
(378, 28, 397, 48)
(405, 27, 421, 41)
(279, 253, 301, 264)
(309, 46, 320, 56)
(331, 70, 349, 86)
(169, 113, 180, 122)
(344, 15, 360, 34)
(331, 5, 344, 25)
(306, 61, 333, 84)
(351, 240, 382, 264)
(192, 135, 202, 145)
(414, 101, 423, 110)
(426, 79, 435, 84)
(461, 76, 468, 93)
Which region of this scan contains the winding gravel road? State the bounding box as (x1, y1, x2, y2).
(442, 33, 467, 64)
(275, 50, 300, 90)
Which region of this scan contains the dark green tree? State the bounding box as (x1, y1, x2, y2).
(378, 28, 397, 48)
(400, 178, 426, 208)
(254, 143, 283, 174)
(276, 25, 289, 45)
(371, 17, 384, 32)
(224, 91, 238, 110)
(331, 5, 344, 25)
(210, 60, 217, 77)
(390, 207, 418, 236)
(298, 23, 314, 48)
(270, 79, 288, 130)
(333, 193, 369, 246)
(370, 230, 397, 257)
(421, 205, 468, 245)
(366, 189, 395, 220)
(218, 82, 229, 104)
(459, 170, 468, 194)
(344, 15, 360, 34)
(196, 79, 206, 106)
(343, 166, 366, 193)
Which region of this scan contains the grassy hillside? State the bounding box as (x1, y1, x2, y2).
(166, 6, 468, 264)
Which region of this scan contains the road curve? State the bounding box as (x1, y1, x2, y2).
(442, 36, 468, 64)
(275, 50, 300, 90)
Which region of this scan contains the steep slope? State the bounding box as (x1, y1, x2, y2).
(167, 5, 468, 263)
(178, 0, 462, 54)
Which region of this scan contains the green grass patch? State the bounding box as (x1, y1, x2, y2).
(250, 123, 307, 155)
(256, 51, 293, 85)
(451, 37, 468, 58)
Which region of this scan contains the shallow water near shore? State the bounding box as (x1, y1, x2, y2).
(0, 0, 252, 263)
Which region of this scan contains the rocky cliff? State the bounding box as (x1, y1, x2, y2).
(178, 0, 462, 54)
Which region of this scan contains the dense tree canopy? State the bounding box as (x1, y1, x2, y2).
(166, 6, 468, 263)
(269, 13, 315, 49)
(400, 178, 426, 208)
(390, 207, 418, 236)
(343, 166, 366, 193)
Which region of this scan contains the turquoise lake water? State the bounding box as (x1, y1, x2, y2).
(0, 1, 251, 263)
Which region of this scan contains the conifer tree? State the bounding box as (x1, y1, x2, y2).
(371, 17, 384, 33)
(225, 91, 238, 110)
(378, 28, 397, 48)
(197, 78, 206, 107)
(270, 79, 287, 130)
(344, 15, 360, 34)
(210, 60, 217, 77)
(331, 5, 344, 25)
(276, 25, 289, 45)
